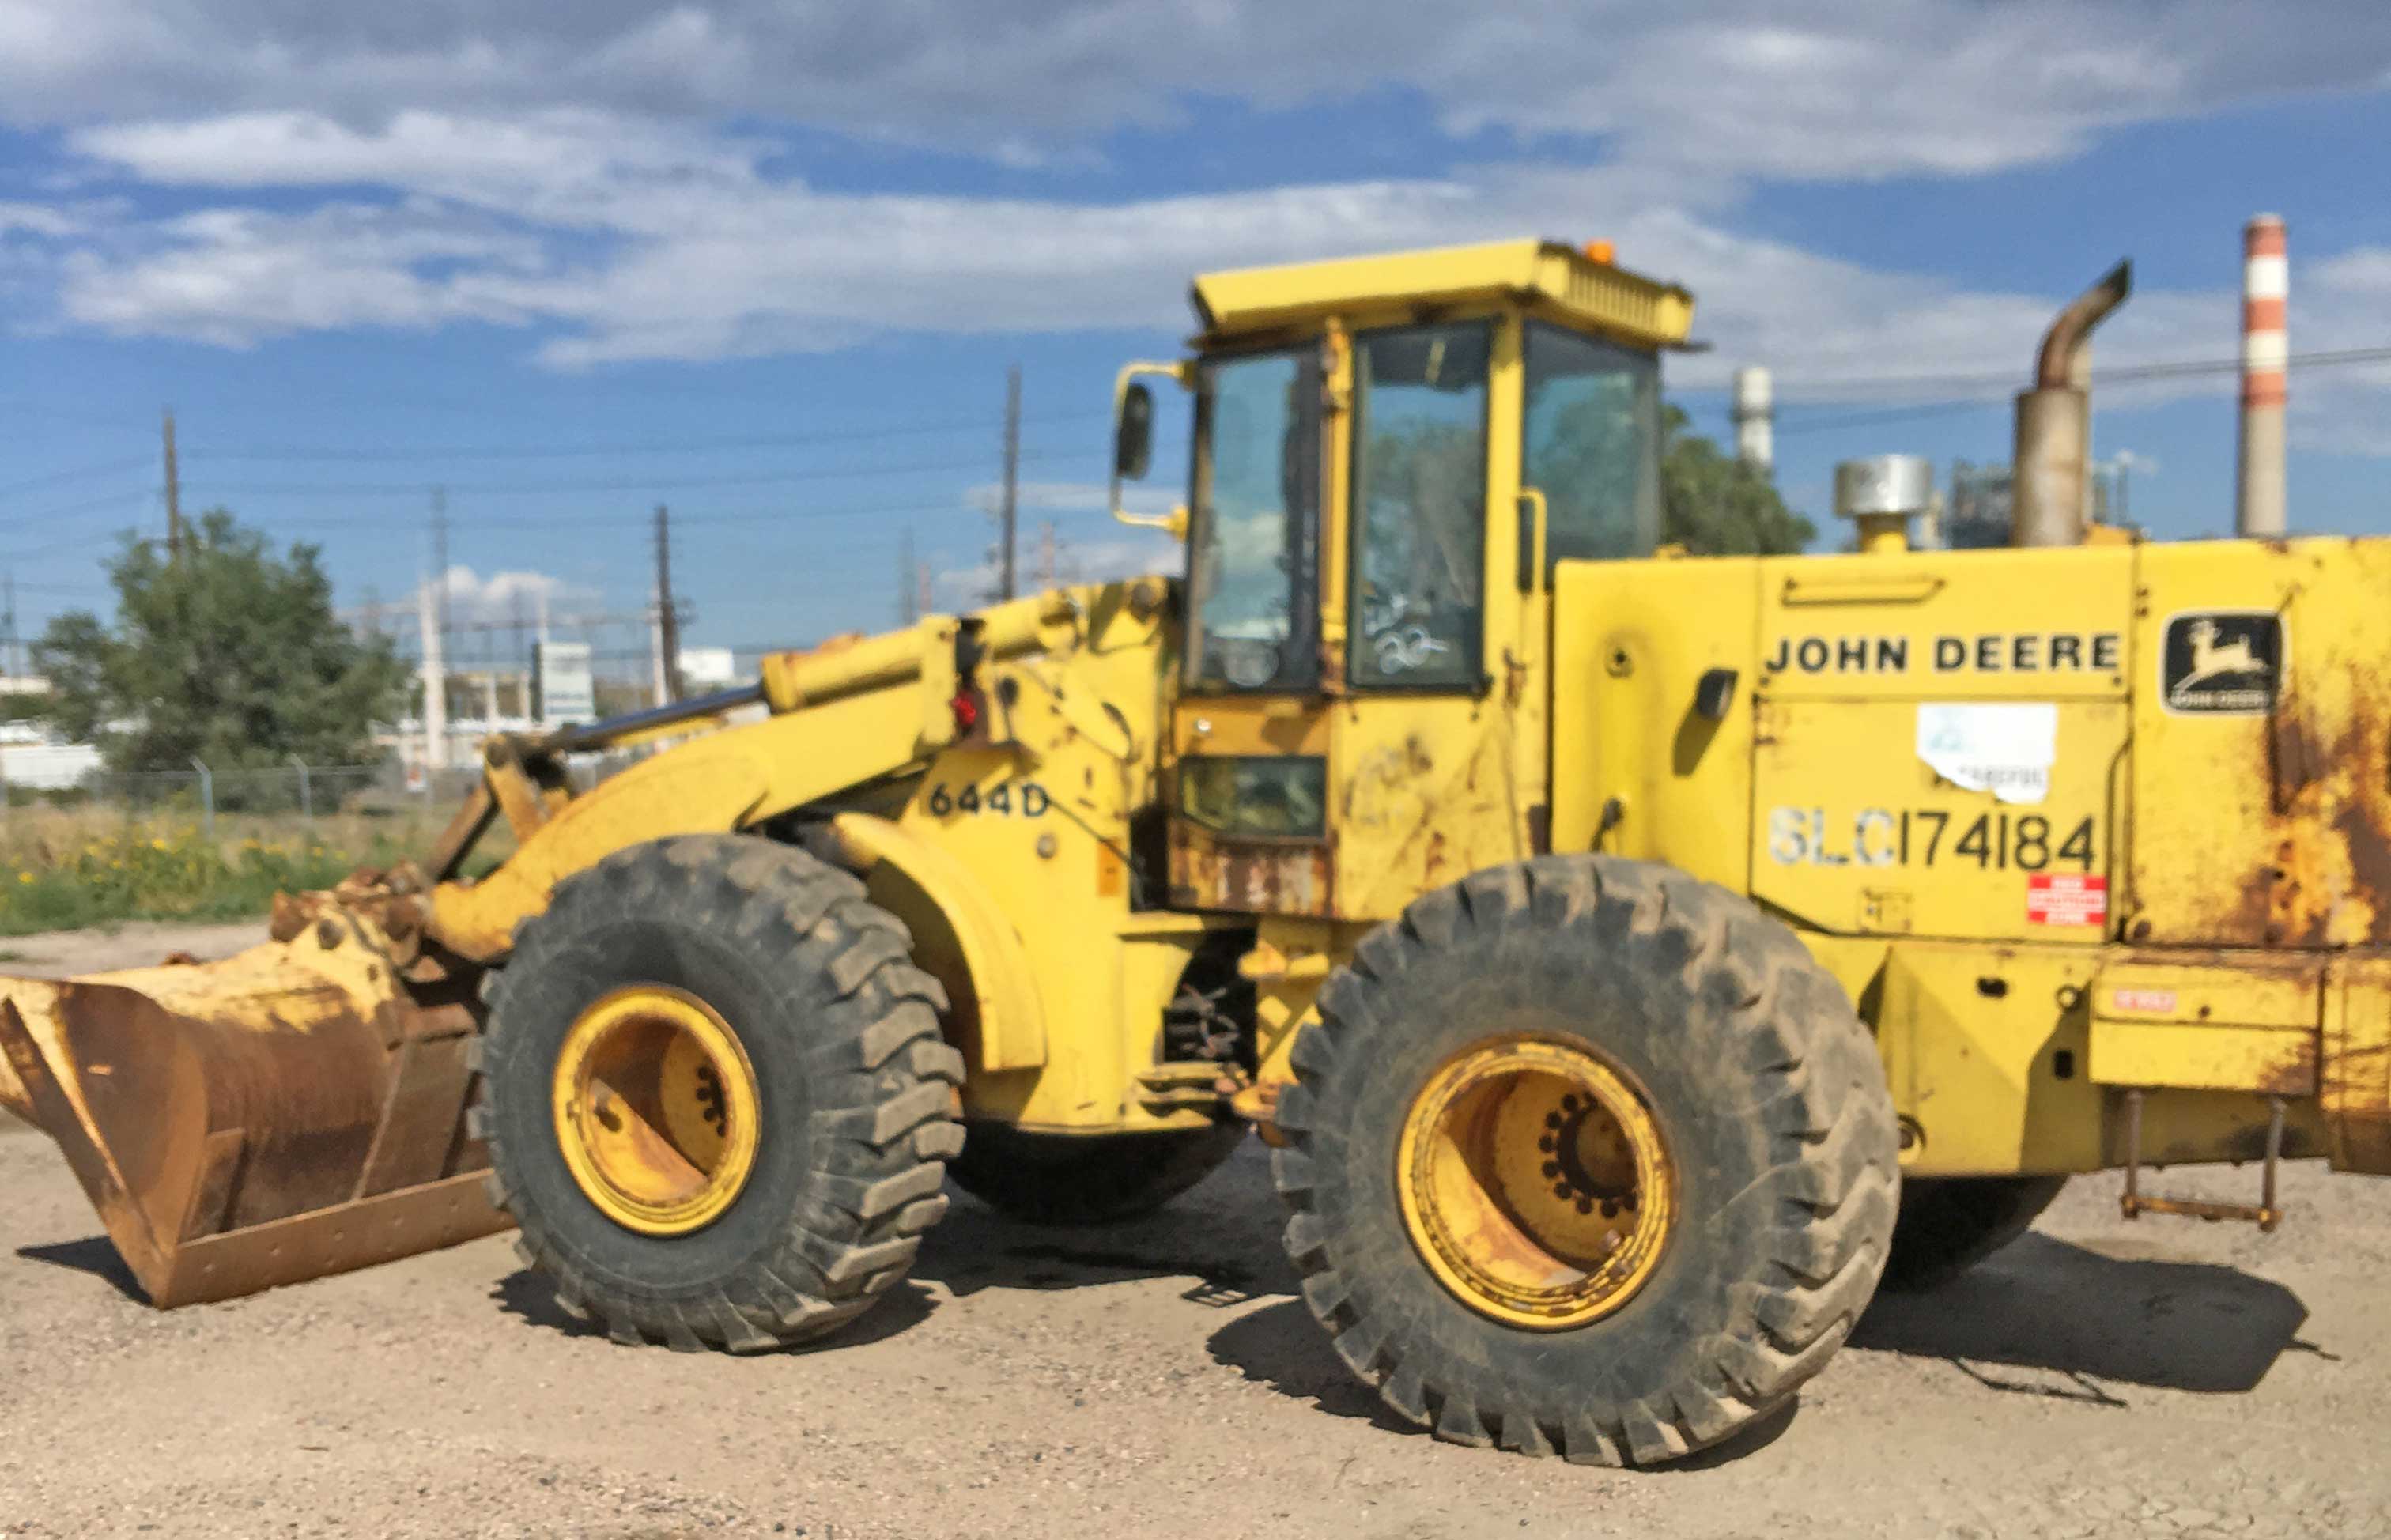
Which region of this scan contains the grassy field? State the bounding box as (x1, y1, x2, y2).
(0, 806, 457, 936)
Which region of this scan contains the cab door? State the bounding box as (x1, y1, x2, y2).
(1330, 315, 1533, 919)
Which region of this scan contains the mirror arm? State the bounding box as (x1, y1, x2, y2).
(1111, 360, 1196, 535)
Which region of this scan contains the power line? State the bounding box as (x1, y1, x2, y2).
(0, 495, 1004, 556)
(0, 456, 153, 500)
(1767, 342, 2391, 406)
(181, 409, 1110, 463)
(1764, 344, 2391, 439)
(1774, 400, 2008, 438)
(179, 446, 1075, 499)
(0, 488, 155, 535)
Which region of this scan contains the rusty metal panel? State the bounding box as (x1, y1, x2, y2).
(2090, 1020, 2317, 1095)
(2089, 955, 2323, 1096)
(2094, 957, 2326, 1029)
(2325, 954, 2391, 1174)
(1335, 698, 1523, 920)
(2126, 537, 2391, 947)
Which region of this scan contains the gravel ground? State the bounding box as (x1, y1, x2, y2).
(2, 921, 2388, 1538)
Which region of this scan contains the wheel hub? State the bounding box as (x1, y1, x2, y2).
(550, 984, 761, 1236)
(1396, 1036, 1673, 1330)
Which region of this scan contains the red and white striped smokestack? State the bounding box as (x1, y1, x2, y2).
(2238, 214, 2287, 537)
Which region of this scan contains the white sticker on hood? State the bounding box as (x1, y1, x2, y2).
(1916, 703, 2057, 806)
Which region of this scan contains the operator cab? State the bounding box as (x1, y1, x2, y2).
(1109, 240, 1694, 921)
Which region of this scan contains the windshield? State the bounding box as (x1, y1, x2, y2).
(1186, 348, 1320, 691)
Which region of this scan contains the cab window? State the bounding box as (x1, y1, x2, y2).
(1348, 322, 1491, 690)
(1186, 348, 1322, 692)
(1522, 323, 1661, 564)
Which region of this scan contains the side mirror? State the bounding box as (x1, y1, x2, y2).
(1114, 382, 1155, 481)
(1109, 361, 1192, 535)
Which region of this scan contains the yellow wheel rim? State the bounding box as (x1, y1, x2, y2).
(551, 985, 761, 1236)
(1396, 1036, 1674, 1331)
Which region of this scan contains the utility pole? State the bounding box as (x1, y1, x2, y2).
(425, 488, 448, 772)
(418, 570, 446, 775)
(899, 527, 917, 625)
(652, 503, 681, 704)
(1037, 520, 1057, 589)
(998, 365, 1021, 601)
(2, 570, 16, 678)
(916, 561, 933, 621)
(431, 486, 450, 644)
(162, 408, 183, 560)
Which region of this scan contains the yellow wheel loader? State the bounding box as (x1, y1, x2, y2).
(7, 239, 2389, 1467)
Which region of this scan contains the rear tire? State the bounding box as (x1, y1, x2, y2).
(947, 1122, 1247, 1225)
(1881, 1176, 2067, 1291)
(1274, 856, 1900, 1466)
(476, 835, 964, 1352)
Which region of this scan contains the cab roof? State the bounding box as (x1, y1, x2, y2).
(1189, 239, 1695, 349)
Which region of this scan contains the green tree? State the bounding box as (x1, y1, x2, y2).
(1659, 404, 1816, 555)
(33, 511, 406, 772)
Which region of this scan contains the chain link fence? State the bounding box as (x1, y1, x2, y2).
(75, 764, 393, 817)
(9, 750, 653, 837)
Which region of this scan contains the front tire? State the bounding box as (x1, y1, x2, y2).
(477, 835, 963, 1352)
(1274, 856, 1899, 1466)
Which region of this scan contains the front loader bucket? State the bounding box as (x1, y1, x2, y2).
(0, 933, 509, 1307)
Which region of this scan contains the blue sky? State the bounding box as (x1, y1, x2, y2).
(3, 2, 2390, 677)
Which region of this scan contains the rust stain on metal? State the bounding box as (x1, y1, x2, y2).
(2254, 1036, 2321, 1097)
(2202, 693, 2391, 947)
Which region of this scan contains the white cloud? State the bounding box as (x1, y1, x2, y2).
(24, 123, 2253, 390)
(9, 2, 2391, 185)
(3, 3, 2390, 455)
(432, 564, 591, 628)
(55, 200, 546, 345)
(0, 201, 86, 238)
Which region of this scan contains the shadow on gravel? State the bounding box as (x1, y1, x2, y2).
(911, 1162, 1299, 1307)
(1204, 1298, 1432, 1437)
(15, 1236, 149, 1304)
(1203, 1300, 1799, 1466)
(493, 1270, 941, 1352)
(1851, 1232, 2308, 1397)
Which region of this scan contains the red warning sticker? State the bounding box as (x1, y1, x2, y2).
(2026, 873, 2108, 927)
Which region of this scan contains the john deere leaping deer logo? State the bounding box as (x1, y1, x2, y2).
(2161, 610, 2282, 715)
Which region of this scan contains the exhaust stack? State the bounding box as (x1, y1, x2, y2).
(2012, 260, 2132, 548)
